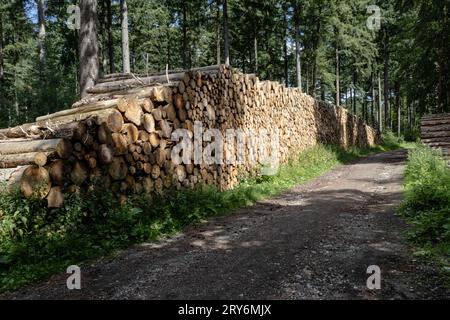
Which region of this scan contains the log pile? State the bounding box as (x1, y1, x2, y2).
(0, 64, 378, 207)
(421, 113, 450, 160)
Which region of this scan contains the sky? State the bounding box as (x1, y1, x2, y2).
(26, 1, 38, 24)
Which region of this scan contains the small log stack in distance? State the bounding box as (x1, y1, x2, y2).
(421, 113, 450, 161)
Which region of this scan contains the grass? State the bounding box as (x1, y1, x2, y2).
(398, 145, 450, 279)
(0, 138, 405, 293)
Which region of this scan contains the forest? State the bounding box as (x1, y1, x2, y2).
(0, 0, 448, 137)
(0, 0, 449, 299)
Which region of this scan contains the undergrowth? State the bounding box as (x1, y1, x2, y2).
(398, 145, 450, 277)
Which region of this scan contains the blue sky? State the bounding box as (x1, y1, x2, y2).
(26, 1, 38, 24)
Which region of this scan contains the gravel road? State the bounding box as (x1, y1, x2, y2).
(3, 149, 449, 300)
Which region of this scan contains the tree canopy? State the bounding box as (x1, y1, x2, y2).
(0, 0, 448, 136)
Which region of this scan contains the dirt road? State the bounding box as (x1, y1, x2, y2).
(4, 150, 449, 300)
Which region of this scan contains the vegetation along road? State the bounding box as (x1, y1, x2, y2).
(3, 149, 449, 300)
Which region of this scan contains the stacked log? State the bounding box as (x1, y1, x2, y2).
(421, 113, 450, 160)
(0, 64, 378, 208)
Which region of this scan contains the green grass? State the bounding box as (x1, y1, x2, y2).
(398, 145, 450, 277)
(0, 138, 405, 293)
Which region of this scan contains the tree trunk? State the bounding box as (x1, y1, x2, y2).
(37, 0, 46, 66)
(120, 0, 130, 74)
(310, 14, 322, 97)
(36, 0, 48, 114)
(383, 33, 390, 130)
(223, 0, 230, 66)
(216, 0, 221, 65)
(283, 12, 289, 87)
(294, 5, 302, 89)
(79, 0, 99, 98)
(371, 70, 375, 126)
(107, 0, 114, 74)
(378, 74, 383, 133)
(335, 37, 340, 107)
(363, 94, 368, 124)
(254, 37, 258, 75)
(306, 65, 309, 95)
(311, 62, 317, 97)
(396, 81, 401, 136)
(353, 72, 357, 115)
(437, 0, 449, 113)
(0, 10, 4, 81)
(182, 2, 188, 69)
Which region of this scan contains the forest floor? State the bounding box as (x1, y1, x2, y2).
(2, 149, 449, 300)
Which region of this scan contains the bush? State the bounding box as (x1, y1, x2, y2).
(403, 127, 421, 142)
(399, 146, 450, 245)
(381, 131, 405, 150)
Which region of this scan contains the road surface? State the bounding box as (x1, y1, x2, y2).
(3, 150, 449, 300)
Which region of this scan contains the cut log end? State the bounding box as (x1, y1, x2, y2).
(20, 166, 52, 199)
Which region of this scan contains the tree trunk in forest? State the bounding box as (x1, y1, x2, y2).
(437, 0, 449, 112)
(363, 94, 368, 123)
(254, 37, 258, 75)
(216, 1, 221, 65)
(295, 29, 301, 89)
(294, 5, 302, 89)
(384, 33, 390, 130)
(395, 81, 401, 136)
(310, 17, 321, 97)
(378, 74, 383, 133)
(0, 11, 4, 81)
(182, 2, 188, 69)
(353, 72, 357, 115)
(311, 62, 317, 97)
(37, 0, 46, 66)
(79, 0, 99, 98)
(306, 65, 309, 95)
(283, 12, 289, 87)
(446, 0, 450, 113)
(36, 0, 46, 68)
(350, 86, 354, 113)
(283, 40, 288, 86)
(335, 38, 340, 107)
(120, 0, 130, 74)
(223, 0, 230, 66)
(107, 0, 114, 74)
(36, 0, 47, 114)
(371, 71, 375, 126)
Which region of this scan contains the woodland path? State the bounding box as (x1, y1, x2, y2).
(4, 150, 449, 300)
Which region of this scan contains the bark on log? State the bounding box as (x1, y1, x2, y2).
(37, 100, 119, 122)
(0, 139, 62, 155)
(0, 166, 28, 186)
(0, 152, 55, 169)
(87, 68, 219, 94)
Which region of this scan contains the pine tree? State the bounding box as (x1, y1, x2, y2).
(79, 0, 99, 98)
